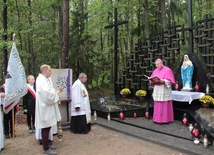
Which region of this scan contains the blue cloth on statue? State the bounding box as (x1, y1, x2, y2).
(181, 65, 194, 89)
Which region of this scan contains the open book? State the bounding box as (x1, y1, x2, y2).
(144, 75, 161, 84)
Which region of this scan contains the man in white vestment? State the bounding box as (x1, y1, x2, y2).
(35, 64, 61, 155)
(70, 73, 91, 134)
(0, 92, 6, 151)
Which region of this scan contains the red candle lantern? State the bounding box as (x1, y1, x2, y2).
(195, 82, 199, 91)
(175, 81, 179, 90)
(119, 111, 124, 120)
(182, 113, 188, 125)
(133, 112, 137, 119)
(191, 123, 200, 138)
(145, 108, 150, 119)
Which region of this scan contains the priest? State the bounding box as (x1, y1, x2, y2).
(70, 73, 91, 134)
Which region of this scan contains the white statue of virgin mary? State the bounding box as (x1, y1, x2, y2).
(181, 54, 194, 90)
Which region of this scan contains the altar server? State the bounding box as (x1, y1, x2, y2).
(35, 64, 61, 155)
(23, 75, 36, 133)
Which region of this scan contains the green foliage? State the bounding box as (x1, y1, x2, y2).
(88, 70, 111, 89)
(0, 0, 214, 90)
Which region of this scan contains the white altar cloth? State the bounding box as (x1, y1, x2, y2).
(172, 90, 205, 104)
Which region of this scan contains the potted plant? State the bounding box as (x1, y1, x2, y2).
(135, 89, 147, 100)
(199, 95, 214, 108)
(120, 88, 131, 98)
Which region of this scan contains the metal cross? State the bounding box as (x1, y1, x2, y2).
(105, 8, 129, 94)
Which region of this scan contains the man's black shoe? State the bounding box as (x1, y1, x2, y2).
(5, 134, 10, 139)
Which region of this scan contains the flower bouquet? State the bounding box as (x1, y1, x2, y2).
(135, 90, 147, 97)
(135, 90, 147, 100)
(199, 95, 214, 108)
(120, 88, 131, 97)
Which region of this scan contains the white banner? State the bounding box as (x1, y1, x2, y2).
(4, 42, 28, 114)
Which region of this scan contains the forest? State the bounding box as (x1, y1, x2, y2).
(0, 0, 213, 91)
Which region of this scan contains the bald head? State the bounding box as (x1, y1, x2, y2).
(40, 64, 52, 78)
(40, 64, 50, 73)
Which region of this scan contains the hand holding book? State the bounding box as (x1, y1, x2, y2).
(149, 76, 161, 83)
(144, 75, 162, 84)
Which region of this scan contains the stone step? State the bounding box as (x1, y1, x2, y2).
(94, 117, 214, 155)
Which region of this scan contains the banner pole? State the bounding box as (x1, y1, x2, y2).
(12, 107, 15, 138)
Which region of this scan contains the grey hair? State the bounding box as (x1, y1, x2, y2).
(78, 73, 87, 79)
(155, 58, 163, 64)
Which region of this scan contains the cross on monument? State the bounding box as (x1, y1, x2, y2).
(105, 8, 129, 95)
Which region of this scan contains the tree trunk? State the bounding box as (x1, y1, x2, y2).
(28, 0, 35, 75)
(137, 0, 141, 37)
(15, 0, 23, 51)
(2, 0, 8, 79)
(144, 0, 149, 39)
(160, 0, 167, 30)
(58, 0, 63, 68)
(62, 0, 69, 68)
